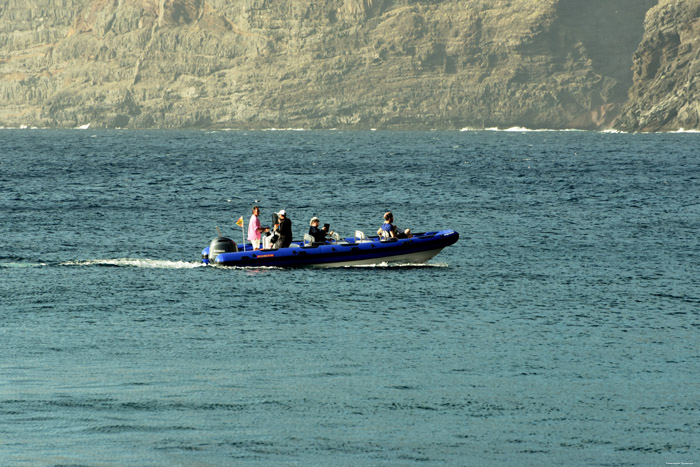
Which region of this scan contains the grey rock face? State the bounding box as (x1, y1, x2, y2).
(615, 0, 700, 132)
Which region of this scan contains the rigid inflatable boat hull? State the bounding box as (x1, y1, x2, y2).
(310, 247, 446, 268)
(201, 230, 458, 268)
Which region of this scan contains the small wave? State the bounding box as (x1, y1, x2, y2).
(459, 126, 640, 133)
(651, 292, 700, 304)
(502, 126, 544, 132)
(461, 127, 582, 133)
(261, 127, 307, 131)
(61, 258, 203, 269)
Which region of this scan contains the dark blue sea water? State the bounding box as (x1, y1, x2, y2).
(1, 129, 698, 465)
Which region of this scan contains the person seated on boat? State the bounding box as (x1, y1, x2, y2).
(309, 216, 333, 243)
(274, 209, 293, 248)
(377, 211, 412, 239)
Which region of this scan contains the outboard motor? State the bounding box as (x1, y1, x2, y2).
(207, 237, 237, 264)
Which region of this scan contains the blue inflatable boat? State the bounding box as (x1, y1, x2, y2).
(201, 229, 459, 268)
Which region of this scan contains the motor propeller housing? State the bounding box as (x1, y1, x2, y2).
(207, 237, 238, 263)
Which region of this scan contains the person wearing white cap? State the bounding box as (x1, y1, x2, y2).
(308, 216, 330, 243)
(275, 209, 293, 248)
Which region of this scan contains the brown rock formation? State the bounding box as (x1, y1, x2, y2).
(1, 0, 695, 131)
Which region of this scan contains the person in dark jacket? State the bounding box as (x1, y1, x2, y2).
(275, 209, 293, 248)
(308, 216, 330, 243)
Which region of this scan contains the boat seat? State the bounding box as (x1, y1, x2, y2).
(303, 234, 315, 247)
(354, 230, 372, 243)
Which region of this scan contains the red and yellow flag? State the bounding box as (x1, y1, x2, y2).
(235, 216, 244, 228)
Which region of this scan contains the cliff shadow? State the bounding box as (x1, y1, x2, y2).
(555, 0, 657, 102)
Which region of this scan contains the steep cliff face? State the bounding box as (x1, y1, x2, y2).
(0, 0, 689, 130)
(615, 0, 700, 132)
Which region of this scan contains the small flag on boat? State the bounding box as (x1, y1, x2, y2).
(235, 216, 244, 228)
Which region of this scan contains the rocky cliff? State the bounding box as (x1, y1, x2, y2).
(615, 0, 700, 131)
(0, 0, 697, 130)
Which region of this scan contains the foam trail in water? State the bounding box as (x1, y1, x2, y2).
(61, 258, 204, 269)
(0, 261, 48, 268)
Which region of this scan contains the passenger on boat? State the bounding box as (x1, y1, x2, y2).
(247, 205, 264, 250)
(275, 209, 293, 248)
(309, 216, 331, 242)
(377, 211, 412, 239)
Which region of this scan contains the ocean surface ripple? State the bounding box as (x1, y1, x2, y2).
(1, 129, 698, 465)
